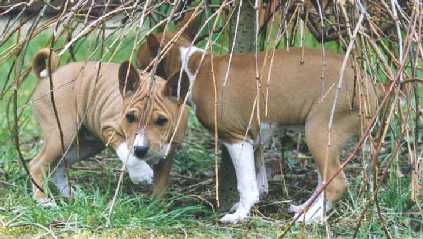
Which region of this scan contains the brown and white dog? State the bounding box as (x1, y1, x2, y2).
(137, 32, 378, 224)
(30, 49, 188, 205)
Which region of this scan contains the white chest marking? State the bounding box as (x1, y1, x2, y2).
(116, 143, 153, 184)
(179, 46, 205, 84)
(39, 69, 49, 78)
(179, 46, 204, 111)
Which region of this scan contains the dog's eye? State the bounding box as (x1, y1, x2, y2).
(126, 113, 136, 123)
(155, 116, 168, 126)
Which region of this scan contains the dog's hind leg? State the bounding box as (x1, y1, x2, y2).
(52, 131, 104, 198)
(30, 92, 80, 205)
(52, 159, 71, 198)
(30, 137, 64, 206)
(291, 112, 359, 224)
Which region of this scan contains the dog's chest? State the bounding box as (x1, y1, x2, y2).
(255, 123, 304, 145)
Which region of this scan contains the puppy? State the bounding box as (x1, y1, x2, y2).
(30, 49, 188, 205)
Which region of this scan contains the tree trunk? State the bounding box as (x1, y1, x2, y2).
(218, 0, 257, 211)
(230, 0, 256, 53)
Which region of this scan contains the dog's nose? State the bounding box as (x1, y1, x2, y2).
(134, 146, 149, 158)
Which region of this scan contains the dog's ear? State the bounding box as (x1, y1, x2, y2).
(137, 35, 161, 70)
(176, 11, 201, 41)
(119, 61, 140, 97)
(163, 72, 190, 104)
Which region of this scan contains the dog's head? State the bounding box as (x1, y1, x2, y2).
(137, 33, 192, 83)
(117, 61, 188, 165)
(136, 31, 208, 107)
(137, 10, 202, 86)
(128, 14, 203, 165)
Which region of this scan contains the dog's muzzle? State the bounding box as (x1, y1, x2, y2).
(134, 145, 149, 158)
(133, 146, 163, 166)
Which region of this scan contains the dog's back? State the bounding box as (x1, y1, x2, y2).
(32, 60, 125, 144)
(191, 48, 378, 141)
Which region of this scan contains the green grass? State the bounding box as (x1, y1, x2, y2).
(0, 26, 422, 238)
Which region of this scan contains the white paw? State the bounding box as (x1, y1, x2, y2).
(229, 202, 240, 213)
(127, 158, 154, 185)
(57, 185, 75, 198)
(37, 198, 57, 208)
(292, 196, 332, 224)
(219, 209, 249, 224)
(295, 211, 326, 224)
(288, 203, 305, 214)
(63, 188, 74, 198)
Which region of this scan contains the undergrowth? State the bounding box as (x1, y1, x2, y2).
(0, 27, 421, 239)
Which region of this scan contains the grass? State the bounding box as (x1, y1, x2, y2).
(0, 24, 422, 238)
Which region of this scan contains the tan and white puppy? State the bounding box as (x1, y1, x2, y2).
(137, 34, 378, 224)
(30, 49, 188, 205)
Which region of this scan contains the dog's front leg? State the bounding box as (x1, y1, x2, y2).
(152, 146, 175, 198)
(220, 140, 259, 224)
(254, 147, 268, 199)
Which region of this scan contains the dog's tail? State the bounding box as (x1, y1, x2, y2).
(32, 48, 59, 80)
